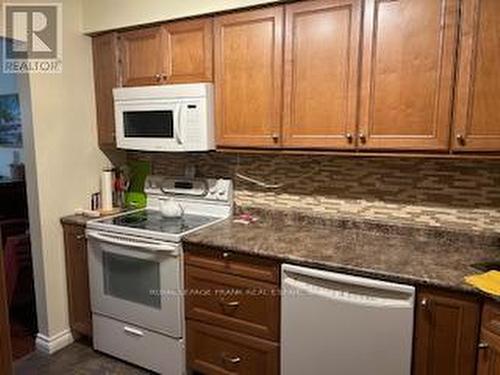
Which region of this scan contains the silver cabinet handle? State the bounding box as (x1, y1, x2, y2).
(154, 73, 161, 82)
(221, 352, 241, 365)
(219, 299, 240, 313)
(456, 134, 466, 146)
(359, 133, 367, 144)
(345, 133, 353, 143)
(124, 326, 144, 337)
(420, 298, 430, 310)
(478, 342, 489, 349)
(271, 133, 279, 143)
(76, 234, 85, 240)
(222, 252, 230, 259)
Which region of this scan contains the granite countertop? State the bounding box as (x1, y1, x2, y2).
(61, 209, 127, 226)
(61, 214, 97, 226)
(184, 209, 500, 296)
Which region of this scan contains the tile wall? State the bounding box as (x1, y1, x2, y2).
(129, 152, 500, 234)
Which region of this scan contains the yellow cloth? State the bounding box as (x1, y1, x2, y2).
(465, 271, 500, 296)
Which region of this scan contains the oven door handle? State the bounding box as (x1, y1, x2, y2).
(87, 231, 179, 254)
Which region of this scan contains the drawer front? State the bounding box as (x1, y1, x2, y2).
(483, 303, 500, 336)
(93, 314, 184, 374)
(187, 320, 279, 375)
(185, 244, 279, 284)
(186, 265, 279, 341)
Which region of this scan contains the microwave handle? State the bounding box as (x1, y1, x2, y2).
(174, 104, 183, 144)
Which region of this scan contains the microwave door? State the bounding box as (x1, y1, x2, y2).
(116, 101, 183, 151)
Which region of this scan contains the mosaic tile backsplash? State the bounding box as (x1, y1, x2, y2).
(129, 152, 500, 234)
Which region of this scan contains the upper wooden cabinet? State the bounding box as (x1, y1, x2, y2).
(413, 288, 480, 375)
(163, 18, 213, 83)
(358, 0, 459, 151)
(453, 0, 500, 152)
(282, 0, 361, 149)
(119, 18, 213, 87)
(92, 32, 120, 148)
(119, 26, 165, 86)
(214, 7, 284, 148)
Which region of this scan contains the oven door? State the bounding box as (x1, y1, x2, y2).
(115, 99, 184, 152)
(87, 230, 183, 338)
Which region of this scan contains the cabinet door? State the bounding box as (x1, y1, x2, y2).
(63, 224, 92, 338)
(214, 7, 284, 148)
(453, 0, 500, 151)
(413, 289, 480, 375)
(92, 33, 119, 148)
(0, 255, 12, 374)
(359, 0, 459, 150)
(163, 18, 213, 83)
(282, 0, 361, 149)
(119, 27, 164, 86)
(477, 330, 500, 375)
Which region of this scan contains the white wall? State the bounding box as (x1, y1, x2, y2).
(0, 41, 23, 178)
(82, 0, 280, 33)
(1, 0, 113, 349)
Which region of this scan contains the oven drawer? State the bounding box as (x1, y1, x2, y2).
(186, 265, 280, 341)
(187, 320, 279, 375)
(93, 314, 184, 374)
(185, 244, 279, 284)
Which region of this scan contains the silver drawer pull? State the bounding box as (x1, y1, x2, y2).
(221, 352, 241, 365)
(124, 326, 144, 337)
(219, 299, 240, 313)
(478, 342, 489, 349)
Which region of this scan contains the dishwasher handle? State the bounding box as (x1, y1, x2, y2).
(282, 264, 415, 309)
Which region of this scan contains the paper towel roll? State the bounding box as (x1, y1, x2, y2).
(101, 170, 114, 211)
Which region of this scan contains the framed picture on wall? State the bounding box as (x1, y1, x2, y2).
(0, 94, 22, 148)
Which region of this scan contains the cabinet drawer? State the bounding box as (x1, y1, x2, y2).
(185, 244, 279, 284)
(187, 320, 278, 375)
(186, 265, 279, 341)
(482, 303, 500, 336)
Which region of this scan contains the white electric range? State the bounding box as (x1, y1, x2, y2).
(86, 175, 233, 374)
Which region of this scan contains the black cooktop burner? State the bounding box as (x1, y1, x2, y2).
(102, 209, 219, 234)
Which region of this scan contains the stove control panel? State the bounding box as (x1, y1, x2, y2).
(144, 176, 233, 203)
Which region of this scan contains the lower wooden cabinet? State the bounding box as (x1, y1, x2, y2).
(477, 329, 500, 375)
(477, 303, 500, 375)
(62, 223, 92, 338)
(413, 288, 480, 375)
(185, 245, 280, 375)
(187, 321, 279, 375)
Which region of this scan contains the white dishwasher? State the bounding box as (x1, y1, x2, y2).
(281, 264, 415, 375)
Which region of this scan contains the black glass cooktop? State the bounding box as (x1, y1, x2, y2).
(102, 210, 219, 234)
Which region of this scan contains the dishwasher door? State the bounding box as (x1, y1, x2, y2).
(281, 264, 415, 375)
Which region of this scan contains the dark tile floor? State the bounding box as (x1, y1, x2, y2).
(14, 341, 152, 374)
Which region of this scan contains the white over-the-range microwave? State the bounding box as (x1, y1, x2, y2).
(113, 83, 214, 152)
